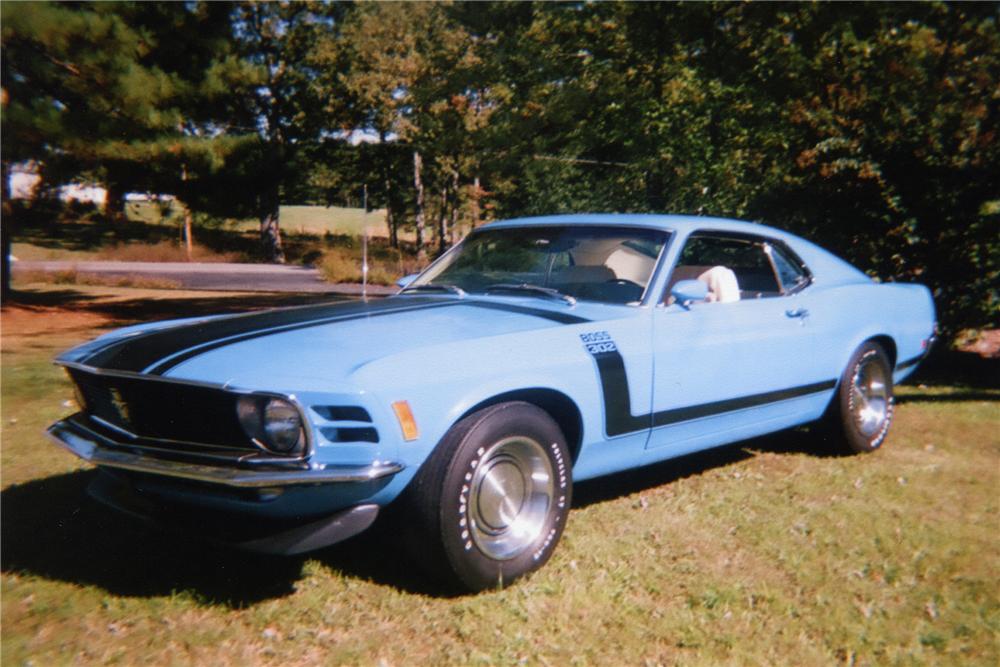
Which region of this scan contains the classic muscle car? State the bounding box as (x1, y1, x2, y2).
(49, 214, 936, 591)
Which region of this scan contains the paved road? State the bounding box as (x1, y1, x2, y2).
(13, 260, 398, 296)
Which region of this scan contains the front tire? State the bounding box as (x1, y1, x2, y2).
(403, 402, 572, 591)
(827, 341, 895, 454)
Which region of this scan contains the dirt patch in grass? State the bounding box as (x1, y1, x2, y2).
(2, 302, 115, 341)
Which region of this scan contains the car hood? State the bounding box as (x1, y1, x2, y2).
(58, 295, 602, 390)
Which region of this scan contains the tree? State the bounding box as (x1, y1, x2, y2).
(711, 2, 999, 333)
(225, 2, 343, 262)
(454, 2, 997, 334)
(335, 2, 488, 260)
(1, 2, 240, 292)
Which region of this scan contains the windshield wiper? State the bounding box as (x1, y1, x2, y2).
(401, 283, 467, 297)
(485, 283, 577, 306)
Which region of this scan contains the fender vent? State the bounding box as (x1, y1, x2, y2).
(312, 406, 372, 422)
(320, 427, 379, 444)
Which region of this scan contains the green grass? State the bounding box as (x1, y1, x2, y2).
(2, 286, 998, 665)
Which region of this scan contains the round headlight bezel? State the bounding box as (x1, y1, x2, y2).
(236, 394, 306, 456)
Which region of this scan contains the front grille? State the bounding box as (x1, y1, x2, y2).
(68, 368, 258, 454)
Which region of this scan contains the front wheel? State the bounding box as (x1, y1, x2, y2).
(402, 402, 572, 591)
(826, 341, 895, 454)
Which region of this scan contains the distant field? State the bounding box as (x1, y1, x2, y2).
(12, 202, 413, 268)
(2, 285, 997, 666)
(127, 201, 396, 238)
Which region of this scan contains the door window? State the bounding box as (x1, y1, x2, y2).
(666, 234, 782, 302)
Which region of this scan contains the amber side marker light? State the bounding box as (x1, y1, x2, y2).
(392, 400, 419, 441)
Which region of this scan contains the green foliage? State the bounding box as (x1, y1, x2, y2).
(1, 2, 241, 206)
(462, 2, 998, 334)
(3, 1, 996, 332)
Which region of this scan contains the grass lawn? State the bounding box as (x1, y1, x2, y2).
(2, 285, 998, 665)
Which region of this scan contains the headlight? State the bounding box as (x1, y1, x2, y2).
(236, 396, 305, 455)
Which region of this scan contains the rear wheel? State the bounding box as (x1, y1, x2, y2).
(826, 341, 894, 454)
(402, 402, 571, 591)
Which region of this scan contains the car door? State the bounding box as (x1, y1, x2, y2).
(645, 232, 826, 457)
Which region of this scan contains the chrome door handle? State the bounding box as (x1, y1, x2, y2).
(785, 307, 809, 318)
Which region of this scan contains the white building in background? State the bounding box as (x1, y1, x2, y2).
(8, 162, 107, 205)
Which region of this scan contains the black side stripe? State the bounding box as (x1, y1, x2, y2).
(650, 379, 837, 427)
(592, 350, 648, 436)
(591, 348, 836, 436)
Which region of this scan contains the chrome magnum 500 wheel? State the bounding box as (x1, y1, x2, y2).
(828, 341, 895, 454)
(403, 402, 571, 591)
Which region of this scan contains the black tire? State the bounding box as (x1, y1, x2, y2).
(825, 341, 895, 454)
(401, 401, 572, 592)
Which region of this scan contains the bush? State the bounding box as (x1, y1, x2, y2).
(318, 244, 424, 286)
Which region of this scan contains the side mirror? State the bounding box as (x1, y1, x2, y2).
(396, 274, 419, 289)
(670, 279, 709, 307)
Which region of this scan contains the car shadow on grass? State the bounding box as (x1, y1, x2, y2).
(573, 427, 834, 508)
(0, 426, 918, 602)
(1, 469, 458, 602)
(897, 391, 999, 404)
(1, 470, 306, 607)
(0, 430, 834, 602)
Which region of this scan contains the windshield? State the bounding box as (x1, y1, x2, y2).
(409, 225, 670, 305)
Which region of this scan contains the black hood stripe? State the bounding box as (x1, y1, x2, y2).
(148, 301, 588, 375)
(77, 296, 590, 375)
(465, 301, 590, 325)
(81, 296, 452, 373)
(146, 301, 461, 375)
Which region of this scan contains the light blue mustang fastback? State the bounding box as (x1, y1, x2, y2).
(49, 214, 936, 590)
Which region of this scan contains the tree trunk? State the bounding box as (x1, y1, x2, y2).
(385, 200, 397, 249)
(380, 131, 398, 249)
(104, 180, 126, 223)
(259, 182, 285, 263)
(413, 150, 426, 262)
(1, 160, 12, 298)
(437, 186, 448, 256)
(181, 165, 193, 261)
(449, 169, 460, 245)
(471, 174, 481, 229)
(183, 206, 194, 261)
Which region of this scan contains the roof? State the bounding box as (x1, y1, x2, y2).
(485, 213, 780, 238)
(482, 213, 871, 286)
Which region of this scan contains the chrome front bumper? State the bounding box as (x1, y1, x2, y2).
(48, 418, 404, 489)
